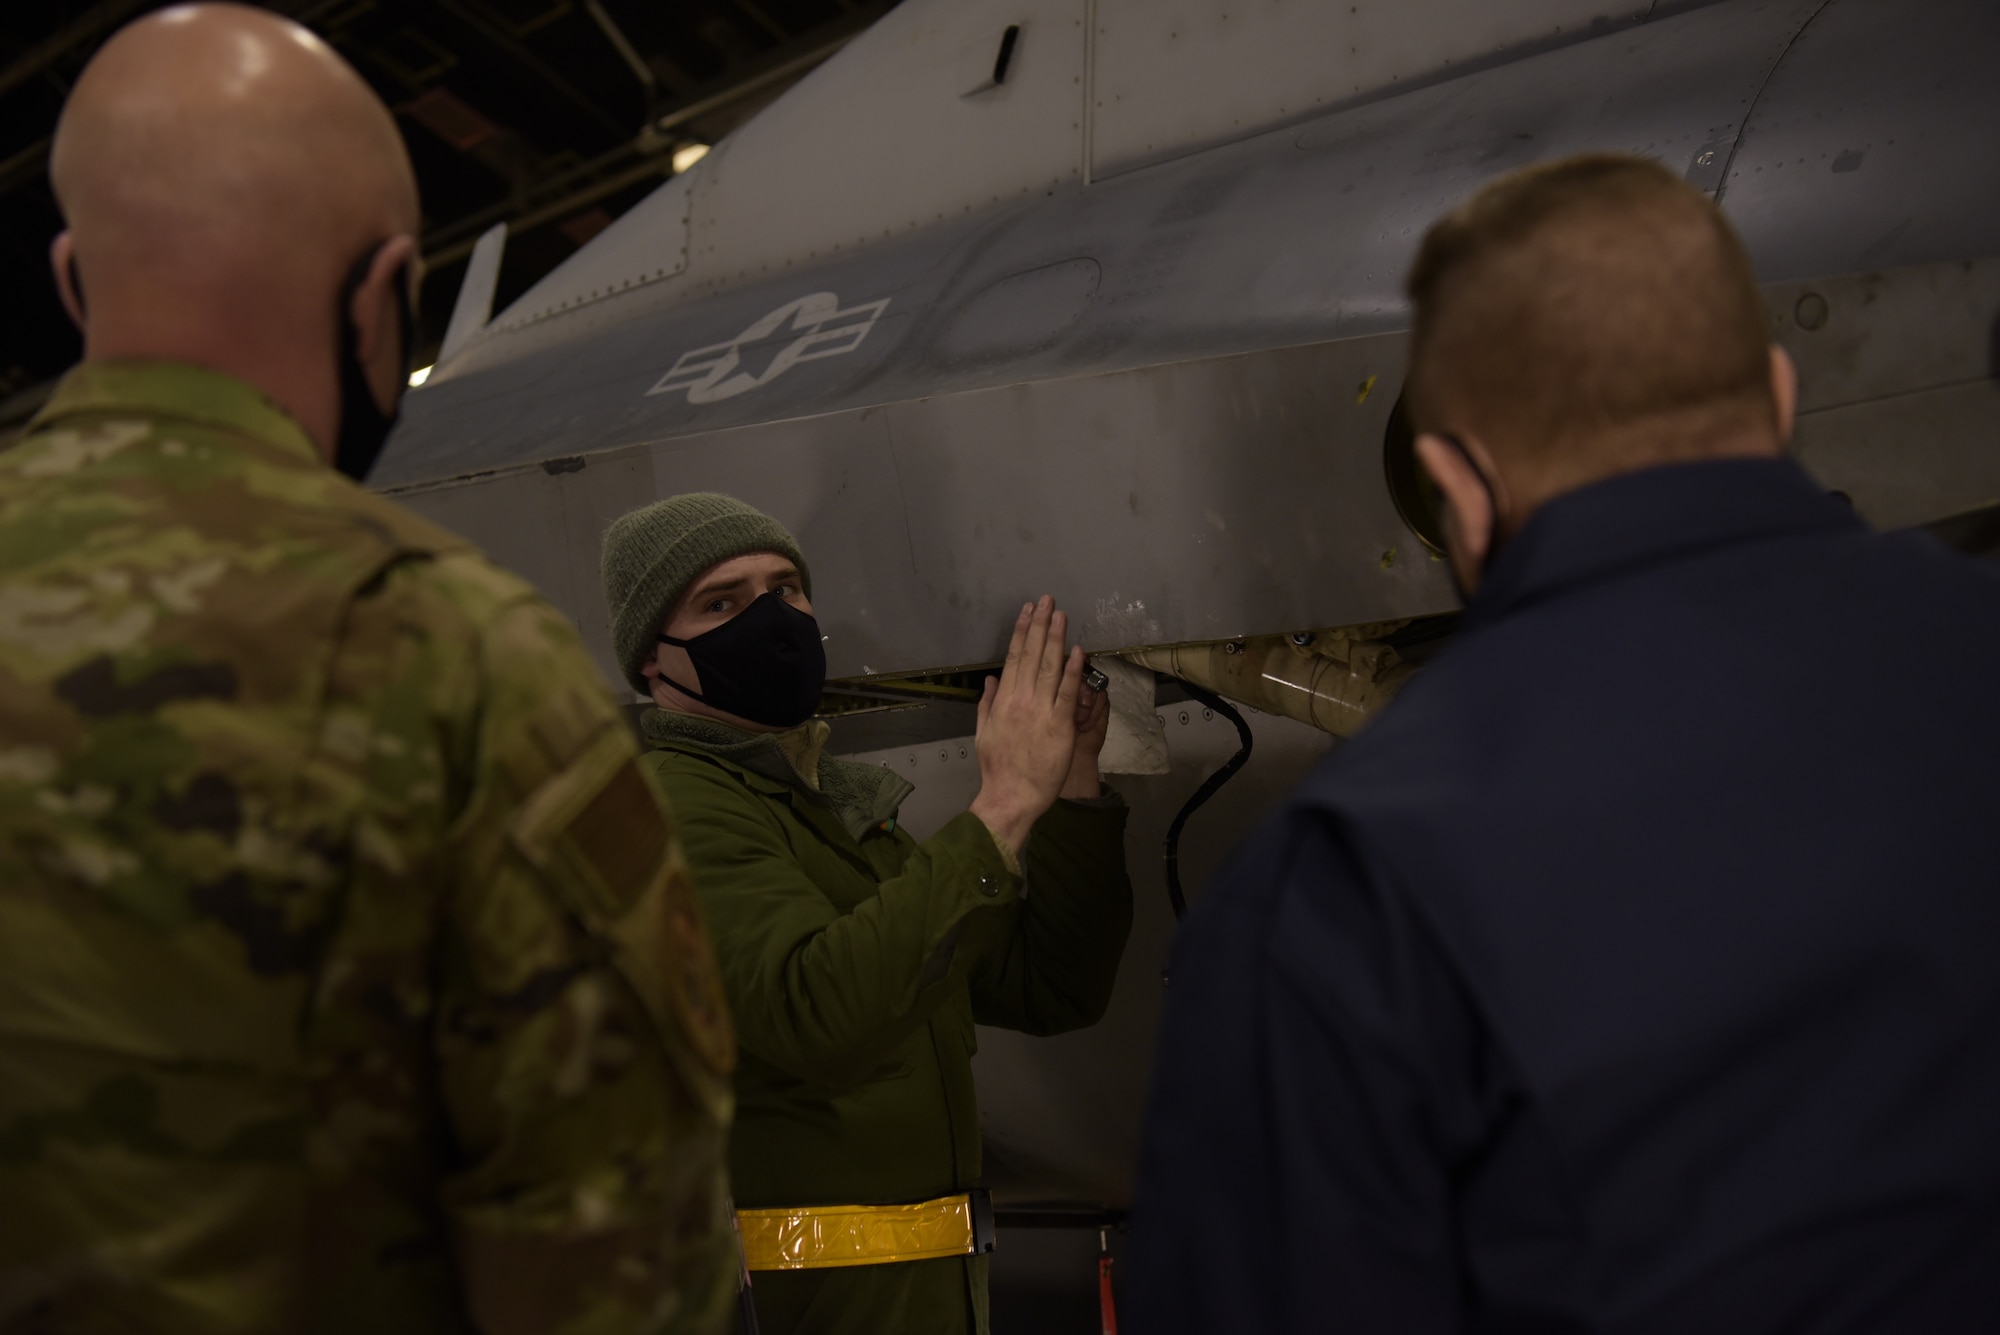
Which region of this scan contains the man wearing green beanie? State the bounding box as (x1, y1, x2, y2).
(602, 492, 1132, 1335)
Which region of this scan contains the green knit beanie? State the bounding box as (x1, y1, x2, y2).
(601, 492, 812, 693)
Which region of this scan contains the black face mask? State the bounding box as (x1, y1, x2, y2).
(1440, 432, 1508, 602)
(333, 245, 414, 483)
(658, 591, 827, 729)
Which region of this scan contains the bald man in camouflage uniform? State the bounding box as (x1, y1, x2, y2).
(0, 7, 734, 1333)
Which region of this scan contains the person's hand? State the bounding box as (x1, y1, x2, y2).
(969, 596, 1087, 856)
(1060, 672, 1109, 800)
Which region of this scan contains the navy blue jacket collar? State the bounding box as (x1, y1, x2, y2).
(1460, 457, 1861, 631)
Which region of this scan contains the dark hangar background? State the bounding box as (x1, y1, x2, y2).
(0, 0, 899, 431)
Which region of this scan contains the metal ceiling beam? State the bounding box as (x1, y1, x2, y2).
(0, 137, 52, 198)
(581, 0, 656, 96)
(427, 153, 671, 268)
(654, 0, 892, 132)
(423, 133, 659, 267)
(421, 4, 893, 267)
(653, 36, 849, 133)
(0, 0, 149, 100)
(0, 0, 901, 311)
(430, 0, 628, 138)
(730, 0, 790, 45)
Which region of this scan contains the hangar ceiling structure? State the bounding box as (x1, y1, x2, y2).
(0, 0, 899, 428)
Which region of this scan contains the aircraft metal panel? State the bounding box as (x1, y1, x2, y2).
(1088, 0, 1652, 181)
(681, 0, 1086, 294)
(398, 462, 582, 617)
(1720, 0, 2000, 283)
(902, 0, 1806, 375)
(549, 449, 678, 679)
(1769, 259, 2000, 415)
(1793, 380, 2000, 532)
(880, 334, 1457, 667)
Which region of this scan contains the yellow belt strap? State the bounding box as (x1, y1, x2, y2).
(737, 1192, 987, 1271)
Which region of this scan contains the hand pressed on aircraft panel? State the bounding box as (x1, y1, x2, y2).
(970, 596, 1088, 856)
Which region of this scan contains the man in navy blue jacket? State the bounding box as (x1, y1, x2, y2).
(1127, 153, 2000, 1333)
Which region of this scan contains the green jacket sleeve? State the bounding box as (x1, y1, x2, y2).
(338, 564, 737, 1335)
(961, 795, 1134, 1035)
(655, 754, 1024, 1088)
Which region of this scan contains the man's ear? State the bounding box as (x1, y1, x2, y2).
(1769, 344, 1798, 447)
(50, 232, 84, 332)
(347, 234, 419, 411)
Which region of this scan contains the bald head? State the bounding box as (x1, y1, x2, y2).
(1406, 154, 1782, 502)
(49, 4, 420, 456)
(54, 4, 415, 289)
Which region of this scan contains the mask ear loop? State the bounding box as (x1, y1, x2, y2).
(653, 590, 797, 705)
(653, 633, 713, 704)
(332, 243, 415, 481)
(1439, 432, 1509, 565)
(66, 254, 86, 322)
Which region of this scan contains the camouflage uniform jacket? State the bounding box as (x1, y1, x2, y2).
(0, 362, 737, 1335)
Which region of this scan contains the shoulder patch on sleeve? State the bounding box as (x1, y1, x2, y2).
(511, 725, 653, 916)
(568, 757, 669, 919)
(511, 727, 737, 1094)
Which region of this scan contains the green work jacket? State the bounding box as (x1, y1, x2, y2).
(638, 711, 1132, 1335)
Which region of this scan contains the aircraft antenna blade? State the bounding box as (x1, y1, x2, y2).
(437, 223, 507, 371)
